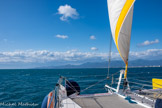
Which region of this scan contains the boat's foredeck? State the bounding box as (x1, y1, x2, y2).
(72, 94, 145, 108)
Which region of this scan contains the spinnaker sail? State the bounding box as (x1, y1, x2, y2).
(107, 0, 135, 78)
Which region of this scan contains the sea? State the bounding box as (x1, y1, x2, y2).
(0, 67, 162, 108)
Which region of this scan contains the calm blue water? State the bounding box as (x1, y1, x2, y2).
(0, 67, 162, 108)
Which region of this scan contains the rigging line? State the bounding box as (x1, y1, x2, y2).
(107, 33, 112, 79)
(112, 71, 120, 76)
(127, 71, 162, 75)
(129, 81, 162, 89)
(80, 78, 107, 93)
(156, 92, 162, 99)
(64, 88, 106, 92)
(65, 79, 78, 93)
(65, 82, 106, 87)
(129, 79, 152, 84)
(128, 74, 162, 78)
(129, 78, 162, 87)
(74, 79, 107, 83)
(68, 74, 107, 78)
(128, 81, 152, 87)
(132, 77, 162, 80)
(67, 71, 120, 79)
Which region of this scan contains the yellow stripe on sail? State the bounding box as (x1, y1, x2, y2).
(152, 78, 162, 89)
(124, 63, 128, 79)
(115, 0, 135, 64)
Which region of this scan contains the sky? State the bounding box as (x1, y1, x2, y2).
(0, 0, 162, 68)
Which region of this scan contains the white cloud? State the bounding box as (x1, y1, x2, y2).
(57, 4, 79, 21)
(0, 49, 162, 63)
(129, 49, 162, 60)
(138, 39, 159, 46)
(90, 35, 96, 40)
(0, 50, 107, 63)
(91, 47, 98, 51)
(56, 34, 68, 39)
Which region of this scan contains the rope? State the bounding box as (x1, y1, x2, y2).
(64, 88, 106, 92)
(67, 71, 120, 79)
(128, 75, 162, 79)
(68, 74, 107, 78)
(128, 77, 162, 87)
(127, 71, 162, 75)
(107, 33, 112, 78)
(130, 78, 152, 84)
(65, 79, 79, 94)
(128, 80, 162, 90)
(62, 82, 107, 88)
(128, 81, 152, 87)
(74, 79, 107, 83)
(80, 78, 107, 93)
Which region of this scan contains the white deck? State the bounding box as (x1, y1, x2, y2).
(61, 98, 81, 108)
(72, 94, 145, 108)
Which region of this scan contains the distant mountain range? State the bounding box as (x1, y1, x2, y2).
(35, 59, 162, 69)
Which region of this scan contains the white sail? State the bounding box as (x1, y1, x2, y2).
(107, 0, 135, 64)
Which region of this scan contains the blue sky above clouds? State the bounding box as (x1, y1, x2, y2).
(0, 0, 162, 68)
